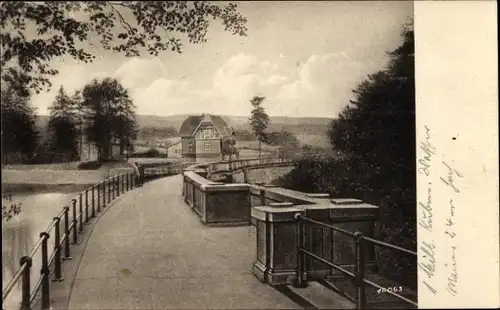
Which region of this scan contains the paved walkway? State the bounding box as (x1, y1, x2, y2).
(66, 175, 302, 309)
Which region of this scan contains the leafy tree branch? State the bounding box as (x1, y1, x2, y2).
(1, 1, 247, 94)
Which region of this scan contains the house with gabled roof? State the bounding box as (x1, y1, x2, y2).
(178, 114, 236, 163)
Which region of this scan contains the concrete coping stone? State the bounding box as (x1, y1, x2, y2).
(268, 202, 294, 207)
(183, 171, 213, 186)
(329, 203, 379, 210)
(251, 206, 305, 222)
(331, 198, 363, 205)
(306, 193, 330, 198)
(201, 183, 249, 192)
(263, 184, 278, 188)
(253, 206, 303, 213)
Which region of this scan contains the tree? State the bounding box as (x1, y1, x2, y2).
(1, 1, 247, 94)
(2, 192, 22, 222)
(278, 22, 416, 288)
(81, 77, 138, 160)
(71, 90, 86, 159)
(327, 22, 416, 288)
(249, 96, 270, 158)
(329, 22, 415, 207)
(138, 125, 178, 141)
(46, 86, 79, 161)
(1, 68, 39, 164)
(113, 97, 138, 154)
(266, 130, 300, 159)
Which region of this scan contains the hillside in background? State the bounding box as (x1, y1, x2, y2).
(36, 114, 333, 135)
(35, 114, 334, 148)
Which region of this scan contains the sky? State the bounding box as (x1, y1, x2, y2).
(30, 1, 413, 118)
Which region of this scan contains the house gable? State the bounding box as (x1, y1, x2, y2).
(193, 118, 221, 139)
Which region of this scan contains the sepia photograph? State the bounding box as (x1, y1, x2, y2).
(1, 1, 448, 309)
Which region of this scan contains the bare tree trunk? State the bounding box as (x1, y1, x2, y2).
(258, 140, 261, 158)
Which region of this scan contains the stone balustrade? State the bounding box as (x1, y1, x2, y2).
(183, 170, 251, 226)
(206, 157, 294, 178)
(181, 158, 380, 287)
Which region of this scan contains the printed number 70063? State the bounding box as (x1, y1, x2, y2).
(377, 286, 403, 294)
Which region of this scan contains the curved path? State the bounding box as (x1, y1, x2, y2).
(65, 175, 301, 309)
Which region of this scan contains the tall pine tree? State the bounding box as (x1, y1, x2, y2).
(47, 86, 79, 161)
(249, 96, 270, 158)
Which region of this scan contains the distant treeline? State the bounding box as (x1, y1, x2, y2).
(138, 125, 178, 140)
(233, 124, 331, 136)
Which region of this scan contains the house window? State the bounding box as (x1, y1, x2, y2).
(202, 129, 213, 139)
(187, 142, 193, 151)
(204, 142, 212, 150)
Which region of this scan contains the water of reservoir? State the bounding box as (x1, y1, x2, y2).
(2, 189, 82, 309)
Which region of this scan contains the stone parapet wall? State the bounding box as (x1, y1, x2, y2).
(181, 158, 380, 287)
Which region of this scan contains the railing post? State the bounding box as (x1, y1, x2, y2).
(91, 185, 96, 218)
(79, 195, 84, 233)
(293, 214, 308, 288)
(354, 231, 366, 309)
(72, 199, 79, 244)
(111, 176, 115, 199)
(52, 217, 64, 282)
(40, 232, 50, 310)
(62, 207, 72, 260)
(97, 183, 101, 212)
(20, 256, 32, 310)
(115, 176, 119, 197)
(84, 190, 89, 224)
(103, 180, 106, 208)
(126, 172, 130, 191)
(108, 178, 112, 202)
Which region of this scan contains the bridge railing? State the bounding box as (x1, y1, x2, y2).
(2, 164, 186, 310)
(295, 214, 418, 309)
(206, 157, 294, 178)
(182, 158, 417, 308)
(143, 162, 193, 180)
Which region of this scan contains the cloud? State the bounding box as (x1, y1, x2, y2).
(132, 53, 291, 116)
(113, 57, 168, 89)
(31, 51, 385, 118)
(211, 53, 287, 107)
(271, 52, 379, 117)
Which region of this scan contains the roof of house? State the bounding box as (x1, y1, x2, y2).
(178, 114, 234, 138)
(167, 141, 181, 149)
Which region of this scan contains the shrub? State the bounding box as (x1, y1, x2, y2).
(130, 148, 167, 158)
(145, 148, 160, 157)
(77, 160, 102, 170)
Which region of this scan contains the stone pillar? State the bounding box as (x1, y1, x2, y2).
(328, 198, 379, 277)
(242, 168, 249, 183)
(252, 205, 305, 286)
(300, 204, 334, 281)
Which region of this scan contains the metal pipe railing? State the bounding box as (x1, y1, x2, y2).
(2, 169, 181, 310)
(295, 214, 417, 309)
